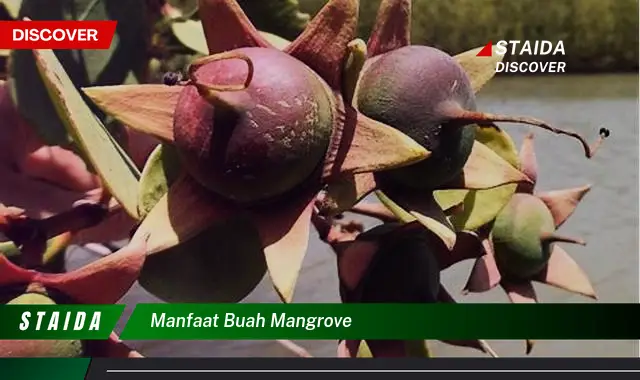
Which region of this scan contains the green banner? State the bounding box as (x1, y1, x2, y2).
(0, 359, 90, 380)
(0, 305, 124, 339)
(120, 303, 640, 340)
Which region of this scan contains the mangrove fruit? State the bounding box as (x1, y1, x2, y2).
(357, 45, 477, 190)
(491, 193, 556, 279)
(173, 48, 335, 205)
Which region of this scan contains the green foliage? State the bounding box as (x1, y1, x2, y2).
(434, 127, 519, 231)
(9, 0, 149, 146)
(33, 48, 141, 217)
(300, 0, 639, 73)
(138, 144, 182, 219)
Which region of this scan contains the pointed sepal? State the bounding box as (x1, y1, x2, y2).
(131, 175, 232, 254)
(533, 245, 597, 299)
(198, 0, 271, 54)
(454, 45, 504, 94)
(463, 234, 501, 293)
(536, 185, 591, 228)
(83, 85, 178, 142)
(450, 141, 532, 190)
(519, 132, 538, 188)
(367, 0, 412, 57)
(377, 190, 456, 249)
(285, 0, 359, 90)
(502, 280, 538, 304)
(327, 108, 430, 176)
(252, 198, 314, 303)
(37, 238, 147, 304)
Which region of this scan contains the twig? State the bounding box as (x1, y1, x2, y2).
(276, 340, 313, 358)
(1, 200, 122, 262)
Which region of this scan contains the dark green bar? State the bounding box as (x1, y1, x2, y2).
(0, 359, 90, 380)
(120, 303, 640, 340)
(0, 305, 124, 339)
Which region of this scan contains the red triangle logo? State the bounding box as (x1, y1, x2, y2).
(476, 42, 493, 57)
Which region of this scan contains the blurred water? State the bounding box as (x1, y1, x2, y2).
(67, 74, 639, 358)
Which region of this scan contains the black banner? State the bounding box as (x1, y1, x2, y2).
(86, 358, 640, 380)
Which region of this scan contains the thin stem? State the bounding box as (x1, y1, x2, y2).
(454, 109, 609, 159)
(1, 201, 120, 254)
(187, 51, 254, 92)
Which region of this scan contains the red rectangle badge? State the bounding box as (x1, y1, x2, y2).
(0, 20, 117, 49)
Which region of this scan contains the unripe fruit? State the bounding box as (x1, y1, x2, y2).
(173, 47, 335, 204)
(492, 194, 555, 279)
(357, 46, 476, 190)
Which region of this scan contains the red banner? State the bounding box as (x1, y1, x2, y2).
(0, 20, 117, 49)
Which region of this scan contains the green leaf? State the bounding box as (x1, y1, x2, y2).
(169, 18, 208, 55)
(375, 190, 416, 223)
(474, 126, 520, 168)
(138, 216, 267, 303)
(137, 144, 183, 219)
(9, 0, 149, 146)
(436, 184, 517, 231)
(33, 48, 141, 218)
(434, 127, 520, 231)
(1, 0, 22, 18)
